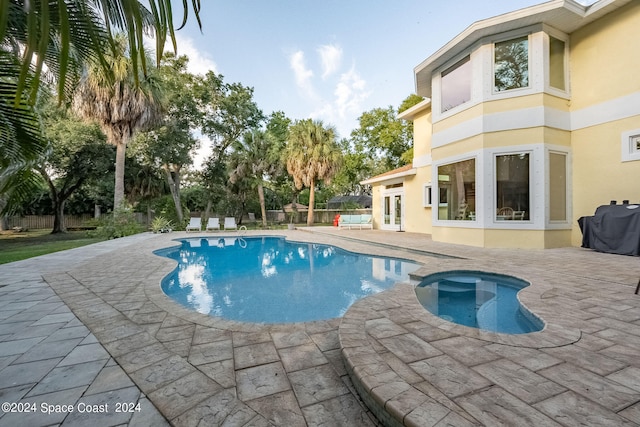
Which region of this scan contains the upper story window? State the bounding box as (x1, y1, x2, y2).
(441, 56, 471, 112)
(549, 36, 566, 91)
(494, 36, 529, 92)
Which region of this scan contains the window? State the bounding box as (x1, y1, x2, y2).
(423, 184, 432, 207)
(441, 56, 471, 112)
(549, 152, 567, 221)
(494, 36, 529, 92)
(437, 159, 475, 220)
(496, 154, 530, 221)
(549, 36, 566, 90)
(622, 129, 640, 162)
(384, 197, 391, 225)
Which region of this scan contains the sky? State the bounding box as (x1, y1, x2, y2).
(166, 0, 595, 163)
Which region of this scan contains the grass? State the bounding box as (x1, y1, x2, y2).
(0, 229, 106, 265)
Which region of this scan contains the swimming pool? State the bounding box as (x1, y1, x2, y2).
(155, 236, 421, 323)
(415, 271, 543, 334)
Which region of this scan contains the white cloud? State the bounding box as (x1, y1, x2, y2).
(317, 44, 342, 79)
(171, 34, 218, 75)
(310, 66, 370, 138)
(289, 50, 315, 97)
(334, 67, 369, 118)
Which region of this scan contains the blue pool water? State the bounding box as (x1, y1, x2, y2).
(155, 236, 421, 323)
(415, 271, 543, 334)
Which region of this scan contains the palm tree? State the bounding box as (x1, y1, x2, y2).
(284, 119, 342, 226)
(74, 34, 163, 208)
(229, 130, 278, 228)
(0, 1, 201, 211)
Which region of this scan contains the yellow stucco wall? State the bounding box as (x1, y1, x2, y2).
(571, 117, 640, 245)
(370, 185, 381, 229)
(570, 1, 640, 110)
(403, 168, 433, 234)
(413, 110, 432, 158)
(569, 1, 640, 245)
(432, 228, 572, 249)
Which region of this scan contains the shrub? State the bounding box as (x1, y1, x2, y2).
(150, 216, 173, 233)
(88, 205, 144, 239)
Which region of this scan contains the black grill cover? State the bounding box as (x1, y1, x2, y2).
(579, 204, 640, 256)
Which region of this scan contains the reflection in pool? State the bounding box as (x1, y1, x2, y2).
(415, 271, 543, 334)
(155, 236, 420, 323)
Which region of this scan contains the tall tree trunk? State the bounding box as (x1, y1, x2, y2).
(204, 200, 212, 223)
(114, 139, 127, 209)
(52, 199, 67, 234)
(307, 178, 315, 226)
(40, 168, 67, 234)
(257, 183, 267, 227)
(164, 165, 184, 224)
(0, 196, 8, 231)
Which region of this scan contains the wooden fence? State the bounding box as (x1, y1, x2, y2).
(6, 213, 149, 230)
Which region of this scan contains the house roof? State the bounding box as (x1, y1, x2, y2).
(360, 164, 416, 185)
(414, 0, 633, 97)
(283, 202, 308, 212)
(327, 195, 372, 208)
(397, 98, 432, 121)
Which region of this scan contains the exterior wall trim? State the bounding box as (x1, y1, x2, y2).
(432, 91, 640, 148)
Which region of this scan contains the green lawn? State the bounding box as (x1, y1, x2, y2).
(0, 229, 106, 265)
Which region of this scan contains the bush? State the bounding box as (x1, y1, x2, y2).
(87, 205, 144, 239)
(148, 196, 189, 231)
(150, 216, 173, 233)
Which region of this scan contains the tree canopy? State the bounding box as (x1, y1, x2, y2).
(285, 119, 342, 225)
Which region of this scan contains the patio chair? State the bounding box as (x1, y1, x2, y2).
(186, 217, 202, 232)
(206, 217, 220, 231)
(497, 207, 514, 220)
(224, 217, 238, 231)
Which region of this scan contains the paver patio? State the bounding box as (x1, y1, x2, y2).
(0, 228, 638, 426)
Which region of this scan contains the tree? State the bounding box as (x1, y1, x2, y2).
(330, 137, 376, 196)
(200, 74, 265, 155)
(199, 75, 264, 218)
(350, 106, 412, 171)
(285, 119, 342, 226)
(39, 105, 113, 233)
(1, 1, 201, 213)
(74, 34, 163, 209)
(349, 95, 423, 172)
(132, 54, 202, 224)
(229, 129, 280, 227)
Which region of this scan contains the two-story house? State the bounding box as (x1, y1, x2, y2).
(362, 0, 640, 249)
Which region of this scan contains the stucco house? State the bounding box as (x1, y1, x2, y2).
(362, 0, 640, 249)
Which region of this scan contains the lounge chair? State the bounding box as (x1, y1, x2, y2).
(224, 217, 238, 231)
(206, 217, 220, 231)
(186, 217, 202, 232)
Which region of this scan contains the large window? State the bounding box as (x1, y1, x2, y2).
(549, 152, 567, 221)
(496, 154, 530, 221)
(549, 36, 566, 90)
(441, 56, 471, 112)
(438, 159, 475, 220)
(494, 36, 529, 92)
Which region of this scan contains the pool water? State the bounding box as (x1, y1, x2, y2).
(155, 236, 421, 323)
(415, 271, 543, 334)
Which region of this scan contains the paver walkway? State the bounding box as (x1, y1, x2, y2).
(0, 228, 639, 426)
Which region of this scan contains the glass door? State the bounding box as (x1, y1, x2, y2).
(382, 192, 403, 230)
